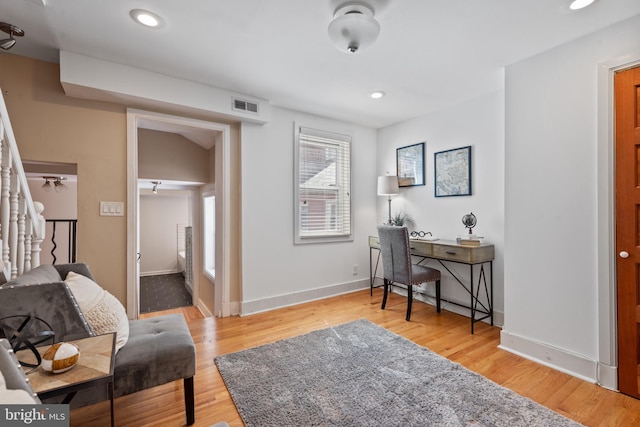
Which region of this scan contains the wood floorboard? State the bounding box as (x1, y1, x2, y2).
(69, 288, 640, 426)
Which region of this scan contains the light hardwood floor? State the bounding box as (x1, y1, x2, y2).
(70, 288, 640, 426)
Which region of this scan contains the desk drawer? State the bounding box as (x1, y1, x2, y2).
(433, 245, 473, 263)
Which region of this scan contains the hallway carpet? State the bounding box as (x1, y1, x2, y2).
(140, 273, 192, 314)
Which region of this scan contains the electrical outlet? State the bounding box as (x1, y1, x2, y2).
(352, 264, 358, 275)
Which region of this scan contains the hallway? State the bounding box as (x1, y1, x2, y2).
(139, 273, 192, 313)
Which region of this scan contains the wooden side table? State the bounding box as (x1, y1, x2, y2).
(19, 333, 116, 427)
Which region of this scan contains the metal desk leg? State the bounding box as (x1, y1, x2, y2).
(369, 248, 381, 296)
(470, 264, 475, 334)
(109, 381, 114, 427)
(490, 261, 494, 326)
(369, 247, 373, 295)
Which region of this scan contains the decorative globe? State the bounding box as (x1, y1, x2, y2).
(462, 212, 477, 233)
(41, 342, 80, 374)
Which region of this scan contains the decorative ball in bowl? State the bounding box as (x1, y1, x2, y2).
(41, 342, 80, 374)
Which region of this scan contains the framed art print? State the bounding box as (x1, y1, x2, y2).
(434, 146, 472, 197)
(396, 142, 425, 187)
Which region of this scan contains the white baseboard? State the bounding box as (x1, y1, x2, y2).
(197, 299, 213, 318)
(139, 269, 180, 277)
(499, 329, 598, 384)
(597, 361, 618, 391)
(241, 279, 369, 316)
(222, 301, 241, 317)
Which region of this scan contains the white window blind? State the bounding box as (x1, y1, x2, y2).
(294, 125, 352, 244)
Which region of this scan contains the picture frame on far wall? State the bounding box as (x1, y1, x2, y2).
(396, 142, 425, 187)
(434, 145, 472, 197)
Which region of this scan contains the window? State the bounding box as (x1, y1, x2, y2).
(294, 124, 352, 244)
(203, 194, 215, 280)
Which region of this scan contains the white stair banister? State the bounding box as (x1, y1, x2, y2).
(23, 210, 32, 273)
(31, 201, 45, 269)
(0, 87, 45, 282)
(1, 139, 11, 276)
(9, 171, 20, 279)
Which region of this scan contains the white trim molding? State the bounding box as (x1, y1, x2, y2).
(126, 109, 232, 319)
(499, 329, 597, 384)
(241, 279, 369, 316)
(595, 49, 640, 391)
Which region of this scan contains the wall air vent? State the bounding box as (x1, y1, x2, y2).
(232, 98, 259, 114)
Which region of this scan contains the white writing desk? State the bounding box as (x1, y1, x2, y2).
(369, 236, 494, 333)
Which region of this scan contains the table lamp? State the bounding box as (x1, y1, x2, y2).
(377, 175, 399, 224)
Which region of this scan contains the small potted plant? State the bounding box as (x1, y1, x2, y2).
(389, 211, 415, 228)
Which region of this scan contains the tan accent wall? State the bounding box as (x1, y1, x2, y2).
(138, 129, 210, 182)
(0, 53, 241, 315)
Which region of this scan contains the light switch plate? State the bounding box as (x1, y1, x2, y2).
(100, 201, 124, 216)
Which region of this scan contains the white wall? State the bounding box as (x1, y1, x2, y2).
(377, 91, 505, 324)
(140, 192, 190, 275)
(503, 13, 640, 386)
(240, 106, 378, 314)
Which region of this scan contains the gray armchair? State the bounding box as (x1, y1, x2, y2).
(0, 263, 196, 425)
(377, 225, 442, 321)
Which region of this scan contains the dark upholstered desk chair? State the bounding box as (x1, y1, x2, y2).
(377, 225, 442, 321)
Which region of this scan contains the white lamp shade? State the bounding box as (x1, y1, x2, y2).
(328, 4, 380, 54)
(377, 175, 399, 196)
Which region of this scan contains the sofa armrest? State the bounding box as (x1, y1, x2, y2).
(2, 265, 62, 287)
(0, 338, 40, 403)
(0, 282, 94, 342)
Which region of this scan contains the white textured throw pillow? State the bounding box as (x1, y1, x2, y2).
(65, 271, 129, 352)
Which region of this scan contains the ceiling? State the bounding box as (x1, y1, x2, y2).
(2, 0, 640, 129)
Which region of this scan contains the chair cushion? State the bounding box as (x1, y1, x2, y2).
(65, 272, 129, 352)
(114, 314, 195, 397)
(411, 264, 441, 285)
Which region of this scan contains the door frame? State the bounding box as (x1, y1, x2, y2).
(596, 51, 640, 391)
(126, 109, 231, 319)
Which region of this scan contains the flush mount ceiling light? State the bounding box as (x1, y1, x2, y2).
(569, 0, 596, 10)
(42, 176, 68, 193)
(130, 9, 165, 28)
(370, 91, 385, 99)
(0, 22, 25, 50)
(328, 2, 380, 54)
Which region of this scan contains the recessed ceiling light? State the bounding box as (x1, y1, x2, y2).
(370, 91, 385, 99)
(569, 0, 596, 10)
(130, 9, 165, 28)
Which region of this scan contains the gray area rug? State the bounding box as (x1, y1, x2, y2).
(215, 319, 583, 427)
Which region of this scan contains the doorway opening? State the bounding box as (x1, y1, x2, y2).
(138, 186, 194, 313)
(126, 109, 232, 319)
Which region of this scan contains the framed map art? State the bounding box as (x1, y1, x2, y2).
(434, 146, 472, 197)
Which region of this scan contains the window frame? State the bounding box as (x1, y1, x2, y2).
(294, 123, 353, 244)
(202, 191, 215, 282)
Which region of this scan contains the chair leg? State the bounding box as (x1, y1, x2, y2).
(436, 279, 441, 313)
(184, 376, 195, 425)
(381, 279, 389, 309)
(406, 284, 413, 321)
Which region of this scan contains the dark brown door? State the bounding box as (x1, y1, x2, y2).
(615, 65, 640, 398)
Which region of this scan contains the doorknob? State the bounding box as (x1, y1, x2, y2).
(620, 251, 630, 258)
